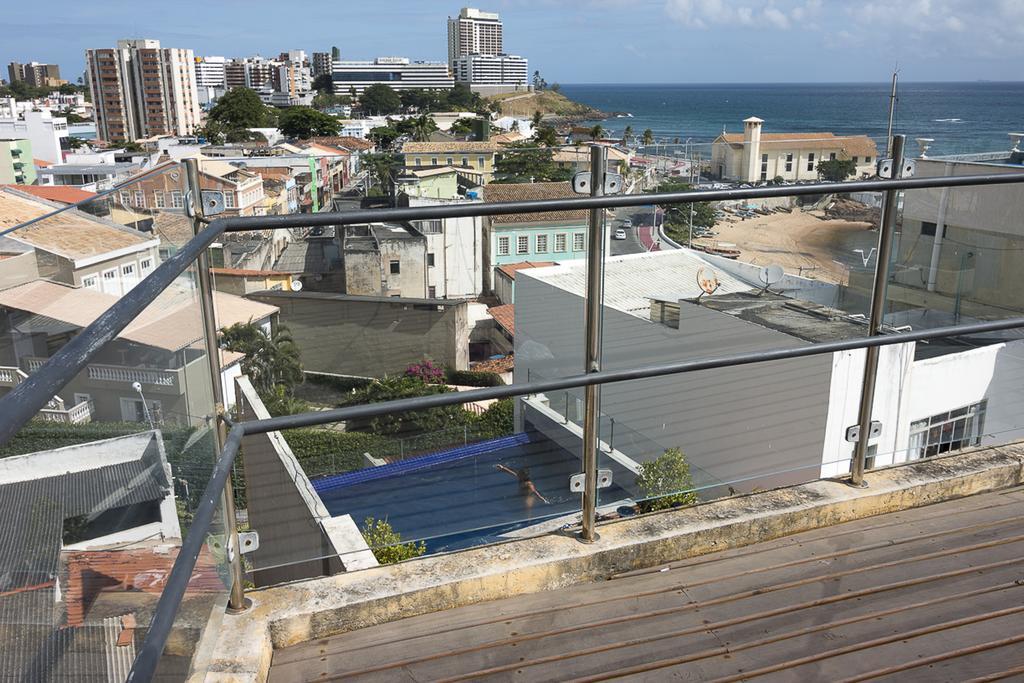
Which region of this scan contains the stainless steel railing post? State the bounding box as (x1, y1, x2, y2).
(183, 158, 249, 611)
(580, 145, 608, 542)
(850, 134, 905, 487)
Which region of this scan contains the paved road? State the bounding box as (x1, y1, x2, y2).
(608, 205, 667, 257)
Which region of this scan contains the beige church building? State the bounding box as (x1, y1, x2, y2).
(711, 117, 879, 183)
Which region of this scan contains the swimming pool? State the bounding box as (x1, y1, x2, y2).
(314, 433, 631, 553)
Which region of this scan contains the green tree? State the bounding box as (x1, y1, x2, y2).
(312, 91, 351, 111)
(368, 125, 401, 149)
(817, 158, 857, 182)
(642, 129, 654, 146)
(220, 322, 303, 397)
(550, 83, 561, 93)
(278, 106, 341, 139)
(635, 448, 698, 512)
(208, 87, 276, 130)
(363, 152, 401, 197)
(348, 376, 469, 436)
(408, 114, 438, 142)
(589, 124, 605, 141)
(446, 83, 479, 110)
(623, 125, 634, 146)
(493, 142, 572, 183)
(361, 517, 426, 564)
(311, 73, 334, 94)
(119, 141, 146, 153)
(449, 116, 478, 135)
(533, 126, 560, 147)
(532, 110, 543, 127)
(655, 179, 716, 243)
(361, 84, 401, 115)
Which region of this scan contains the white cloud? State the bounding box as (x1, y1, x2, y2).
(763, 7, 790, 28)
(663, 0, 821, 31)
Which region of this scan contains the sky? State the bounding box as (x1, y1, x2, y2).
(3, 0, 1023, 84)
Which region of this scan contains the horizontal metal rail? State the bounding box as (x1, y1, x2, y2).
(215, 172, 1024, 231)
(127, 424, 245, 683)
(0, 218, 226, 445)
(244, 316, 1024, 435)
(127, 315, 1024, 678)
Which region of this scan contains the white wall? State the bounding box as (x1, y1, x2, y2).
(410, 197, 483, 299)
(0, 110, 68, 164)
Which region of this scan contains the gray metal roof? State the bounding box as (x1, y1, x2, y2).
(37, 163, 139, 176)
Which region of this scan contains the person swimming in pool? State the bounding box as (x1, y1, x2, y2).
(495, 463, 551, 506)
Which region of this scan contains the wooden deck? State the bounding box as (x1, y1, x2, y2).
(270, 487, 1024, 682)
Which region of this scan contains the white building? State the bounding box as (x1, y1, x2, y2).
(407, 195, 484, 299)
(194, 55, 227, 88)
(452, 54, 528, 89)
(0, 110, 69, 164)
(711, 116, 879, 183)
(331, 58, 454, 95)
(513, 249, 1024, 498)
(448, 8, 504, 66)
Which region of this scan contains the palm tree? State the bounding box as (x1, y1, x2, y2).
(642, 129, 654, 146)
(411, 114, 437, 142)
(623, 125, 634, 146)
(589, 124, 604, 141)
(221, 322, 303, 397)
(532, 110, 543, 127)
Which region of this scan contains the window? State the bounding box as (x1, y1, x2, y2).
(389, 260, 400, 274)
(415, 158, 422, 166)
(851, 156, 859, 164)
(909, 401, 987, 459)
(829, 152, 837, 160)
(418, 219, 442, 234)
(428, 286, 436, 298)
(446, 157, 454, 166)
(430, 157, 438, 166)
(121, 263, 135, 277)
(516, 235, 529, 254)
(154, 191, 165, 208)
(134, 190, 145, 207)
(170, 190, 183, 208)
(785, 153, 793, 172)
(82, 274, 99, 291)
(760, 153, 768, 181)
(120, 190, 130, 205)
(848, 445, 877, 473)
(140, 258, 153, 273)
(427, 252, 435, 267)
(224, 192, 235, 208)
(461, 156, 468, 166)
(573, 233, 585, 251)
(555, 233, 567, 252)
(478, 156, 485, 167)
(865, 156, 872, 164)
(120, 397, 162, 424)
(536, 234, 549, 253)
(807, 152, 815, 172)
(921, 221, 937, 237)
(101, 268, 119, 295)
(497, 236, 510, 256)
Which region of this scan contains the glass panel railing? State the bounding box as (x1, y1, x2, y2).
(0, 168, 234, 680)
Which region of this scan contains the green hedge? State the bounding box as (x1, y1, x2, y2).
(445, 369, 505, 387)
(304, 372, 374, 393)
(284, 429, 397, 478)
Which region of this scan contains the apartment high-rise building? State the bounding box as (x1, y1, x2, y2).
(85, 39, 201, 143)
(224, 56, 277, 91)
(7, 62, 64, 88)
(331, 58, 454, 95)
(452, 54, 528, 87)
(447, 8, 503, 67)
(194, 56, 228, 89)
(312, 52, 333, 78)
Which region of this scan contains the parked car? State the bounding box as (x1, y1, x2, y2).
(621, 218, 633, 229)
(614, 228, 627, 240)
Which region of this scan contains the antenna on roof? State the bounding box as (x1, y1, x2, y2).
(695, 266, 720, 303)
(758, 264, 784, 294)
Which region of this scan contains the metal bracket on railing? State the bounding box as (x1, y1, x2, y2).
(845, 420, 882, 443)
(877, 158, 915, 179)
(238, 531, 260, 554)
(572, 171, 623, 195)
(570, 469, 612, 493)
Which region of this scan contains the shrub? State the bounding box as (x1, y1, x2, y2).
(346, 376, 470, 436)
(304, 372, 373, 393)
(445, 368, 505, 387)
(283, 429, 397, 477)
(259, 385, 310, 417)
(475, 398, 514, 439)
(635, 447, 698, 513)
(360, 517, 426, 564)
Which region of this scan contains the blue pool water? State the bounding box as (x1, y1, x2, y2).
(315, 434, 630, 553)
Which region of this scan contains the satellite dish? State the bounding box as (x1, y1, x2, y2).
(696, 267, 719, 297)
(759, 264, 784, 288)
(290, 279, 303, 292)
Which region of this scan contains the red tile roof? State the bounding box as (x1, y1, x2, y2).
(472, 354, 514, 373)
(33, 159, 52, 168)
(309, 136, 375, 152)
(4, 184, 96, 204)
(496, 261, 557, 280)
(489, 304, 515, 335)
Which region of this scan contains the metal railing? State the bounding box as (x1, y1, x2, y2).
(0, 135, 1022, 681)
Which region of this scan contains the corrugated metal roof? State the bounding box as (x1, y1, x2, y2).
(517, 250, 753, 317)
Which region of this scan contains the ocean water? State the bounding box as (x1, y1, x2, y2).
(559, 82, 1024, 157)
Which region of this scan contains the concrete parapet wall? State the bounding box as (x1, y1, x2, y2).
(205, 442, 1024, 681)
